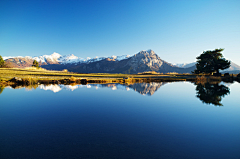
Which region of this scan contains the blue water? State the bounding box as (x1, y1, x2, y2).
(0, 82, 240, 159)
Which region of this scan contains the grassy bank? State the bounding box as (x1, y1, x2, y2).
(0, 68, 239, 86)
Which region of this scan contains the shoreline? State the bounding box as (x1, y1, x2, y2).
(0, 68, 239, 87)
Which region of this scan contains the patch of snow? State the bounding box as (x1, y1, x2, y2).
(87, 57, 106, 63)
(25, 56, 32, 59)
(109, 55, 131, 61)
(172, 62, 196, 68)
(3, 56, 24, 60)
(58, 54, 80, 64)
(3, 52, 133, 64)
(3, 56, 15, 60)
(33, 56, 46, 63)
(51, 52, 61, 59)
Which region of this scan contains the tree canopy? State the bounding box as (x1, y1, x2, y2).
(32, 60, 39, 68)
(194, 49, 230, 74)
(0, 55, 5, 68)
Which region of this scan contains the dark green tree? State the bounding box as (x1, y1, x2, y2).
(194, 49, 230, 74)
(0, 55, 5, 68)
(32, 60, 39, 68)
(195, 82, 230, 106)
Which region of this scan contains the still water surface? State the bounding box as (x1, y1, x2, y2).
(0, 82, 240, 159)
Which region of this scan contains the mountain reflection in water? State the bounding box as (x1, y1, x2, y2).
(1, 82, 233, 106)
(38, 82, 166, 96)
(127, 82, 166, 96)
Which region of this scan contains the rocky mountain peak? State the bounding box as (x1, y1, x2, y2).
(133, 50, 161, 61)
(147, 49, 155, 54)
(134, 50, 159, 60)
(125, 50, 164, 72)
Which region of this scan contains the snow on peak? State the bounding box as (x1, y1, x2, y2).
(138, 50, 155, 55)
(172, 62, 197, 68)
(58, 54, 80, 64)
(109, 55, 131, 61)
(111, 55, 117, 59)
(3, 52, 132, 64)
(3, 56, 15, 60)
(51, 52, 61, 59)
(32, 52, 62, 63)
(147, 49, 155, 54)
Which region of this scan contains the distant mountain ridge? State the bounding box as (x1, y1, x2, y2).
(56, 50, 195, 74)
(173, 60, 240, 73)
(173, 62, 197, 68)
(3, 50, 240, 74)
(3, 52, 131, 65)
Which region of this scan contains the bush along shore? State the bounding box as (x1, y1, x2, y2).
(1, 74, 240, 88)
(0, 68, 240, 87)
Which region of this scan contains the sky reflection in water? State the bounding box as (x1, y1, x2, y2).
(0, 82, 240, 159)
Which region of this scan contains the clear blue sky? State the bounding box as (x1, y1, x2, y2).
(0, 0, 240, 64)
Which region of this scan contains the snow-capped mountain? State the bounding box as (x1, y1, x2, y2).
(172, 62, 197, 68)
(32, 52, 61, 64)
(110, 55, 131, 61)
(64, 49, 195, 74)
(4, 50, 239, 74)
(3, 50, 195, 73)
(3, 52, 132, 65)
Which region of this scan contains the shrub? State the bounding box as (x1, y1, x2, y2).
(0, 55, 5, 68)
(32, 60, 39, 68)
(69, 76, 76, 82)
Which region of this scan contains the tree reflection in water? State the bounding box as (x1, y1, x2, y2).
(1, 82, 231, 107)
(0, 85, 4, 94)
(195, 82, 230, 106)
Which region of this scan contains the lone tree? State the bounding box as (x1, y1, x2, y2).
(0, 55, 5, 68)
(32, 60, 39, 68)
(194, 48, 230, 75)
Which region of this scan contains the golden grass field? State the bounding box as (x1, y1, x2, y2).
(0, 68, 238, 86)
(0, 68, 192, 80)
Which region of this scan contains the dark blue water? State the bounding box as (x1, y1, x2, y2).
(0, 82, 240, 159)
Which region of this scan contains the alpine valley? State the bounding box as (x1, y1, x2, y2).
(3, 50, 240, 74)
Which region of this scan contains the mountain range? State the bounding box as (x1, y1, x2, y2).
(3, 50, 240, 74)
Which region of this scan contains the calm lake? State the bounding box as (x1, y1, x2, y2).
(0, 82, 240, 159)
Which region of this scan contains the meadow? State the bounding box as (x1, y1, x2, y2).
(0, 68, 238, 86)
